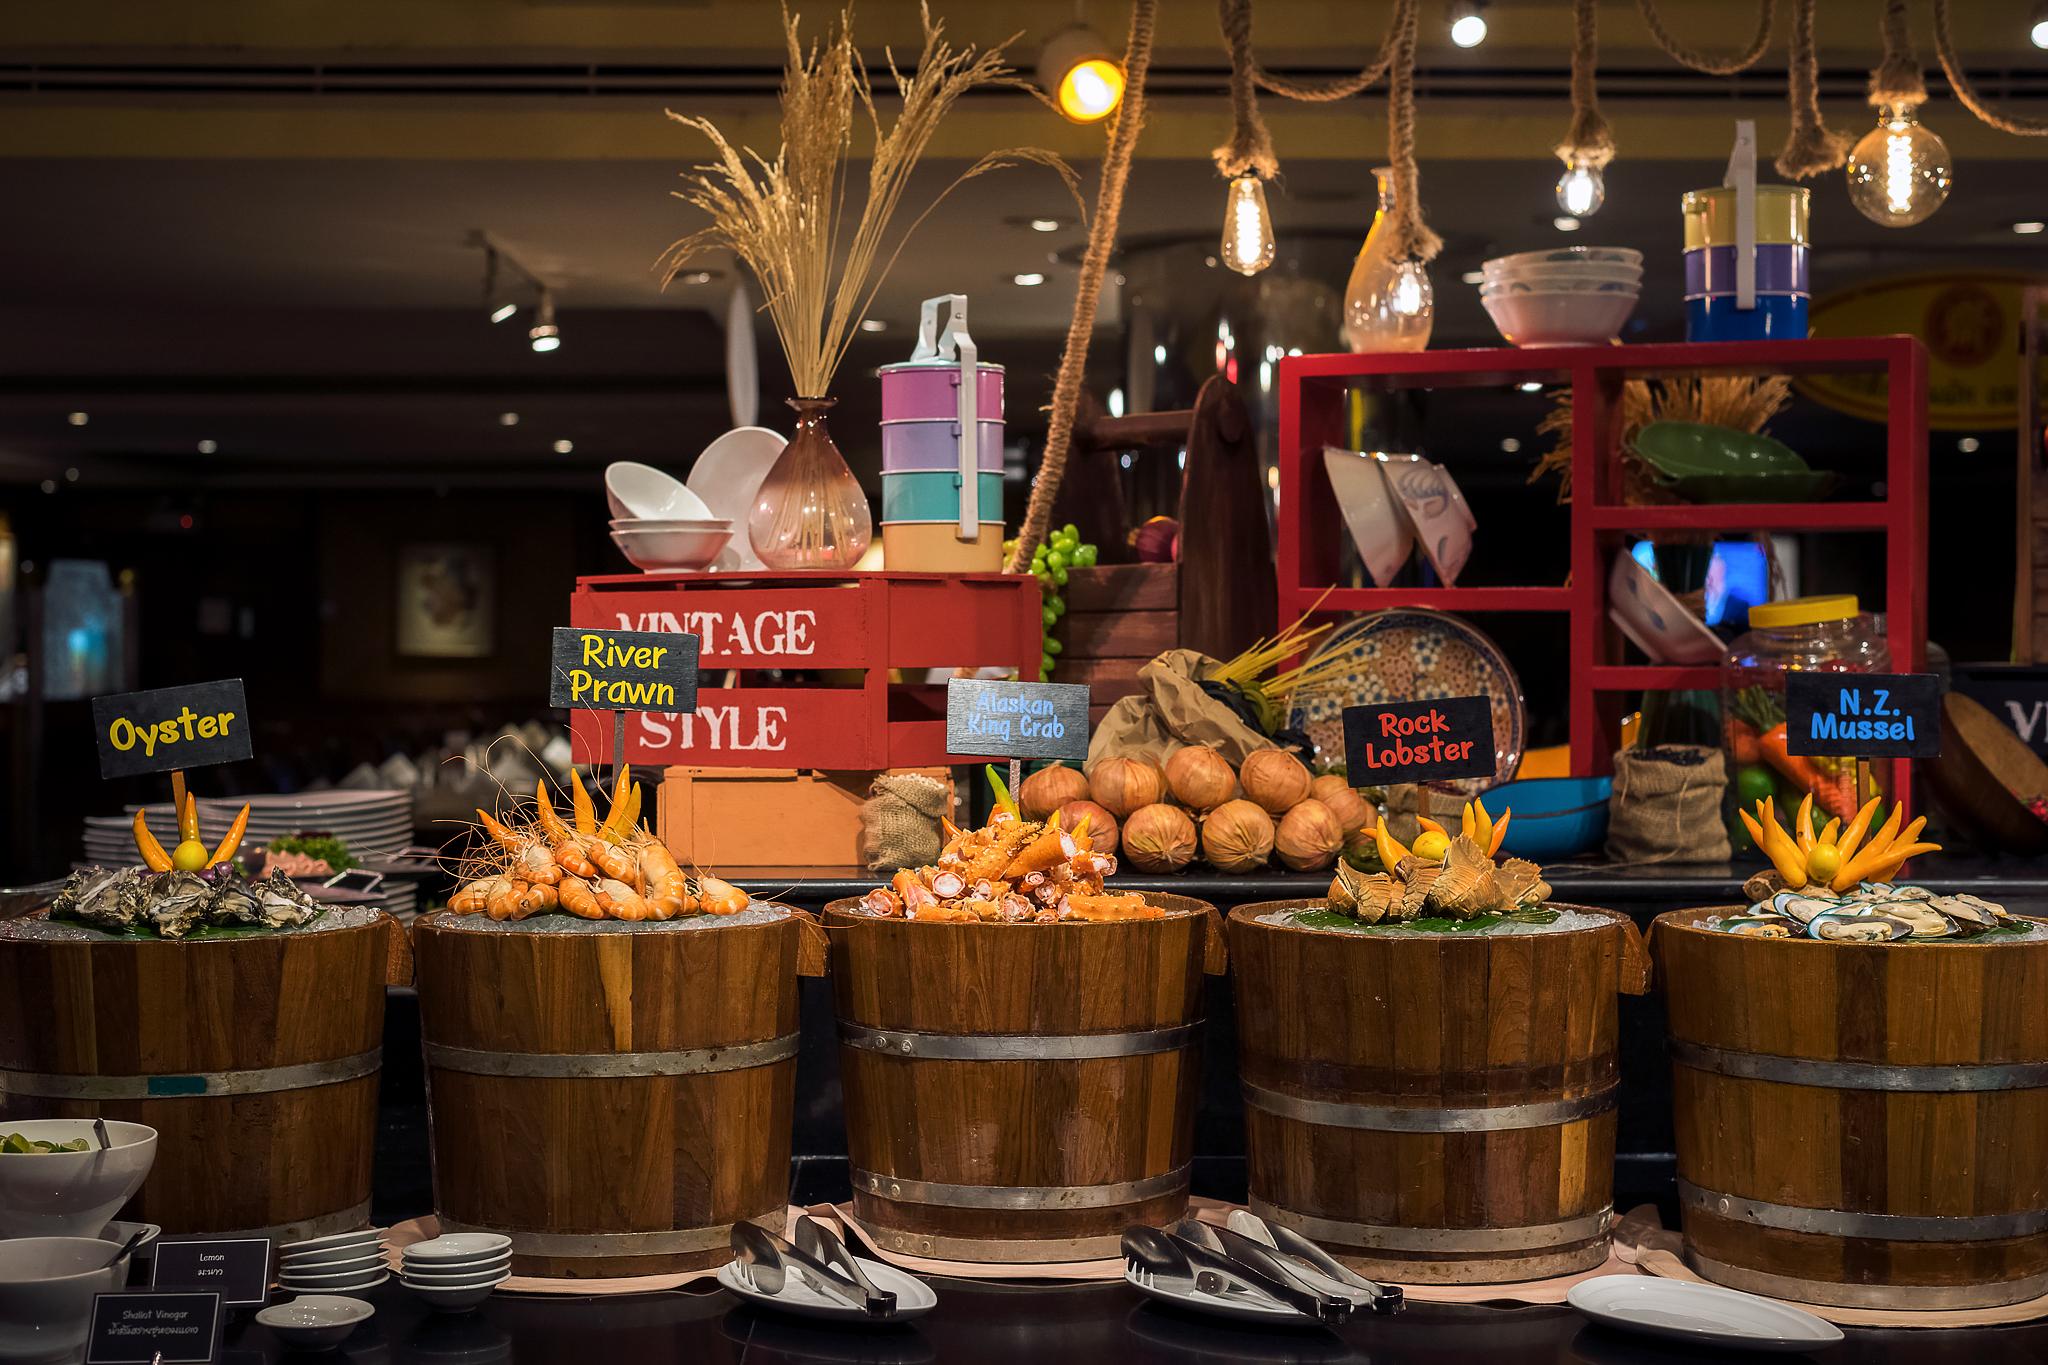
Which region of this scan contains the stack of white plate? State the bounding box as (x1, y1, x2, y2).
(83, 790, 415, 867)
(400, 1233, 511, 1311)
(82, 806, 180, 864)
(1479, 246, 1642, 347)
(606, 460, 734, 571)
(277, 1228, 389, 1295)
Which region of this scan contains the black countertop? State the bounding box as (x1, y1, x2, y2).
(219, 1276, 2048, 1363)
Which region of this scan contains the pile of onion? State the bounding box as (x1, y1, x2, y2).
(1275, 799, 1345, 871)
(1165, 745, 1237, 811)
(1019, 762, 1090, 821)
(1202, 799, 1276, 874)
(1307, 774, 1374, 836)
(1089, 756, 1167, 819)
(1239, 748, 1312, 815)
(1122, 804, 1198, 873)
(1057, 798, 1120, 852)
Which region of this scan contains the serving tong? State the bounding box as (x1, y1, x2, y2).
(1122, 1215, 1404, 1326)
(1222, 1210, 1404, 1315)
(729, 1217, 897, 1318)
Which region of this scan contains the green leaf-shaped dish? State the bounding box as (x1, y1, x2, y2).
(1663, 470, 1839, 504)
(1630, 420, 1809, 479)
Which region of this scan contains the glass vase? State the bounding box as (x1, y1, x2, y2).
(748, 397, 872, 571)
(1342, 167, 1434, 353)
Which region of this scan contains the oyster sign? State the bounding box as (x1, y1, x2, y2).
(92, 679, 251, 780)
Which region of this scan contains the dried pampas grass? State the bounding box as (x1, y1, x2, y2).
(659, 4, 1078, 399)
(1529, 374, 1793, 504)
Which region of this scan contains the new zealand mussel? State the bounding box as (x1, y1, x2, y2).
(1718, 881, 2027, 942)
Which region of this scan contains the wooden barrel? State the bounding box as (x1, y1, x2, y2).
(0, 909, 395, 1242)
(823, 893, 1220, 1263)
(413, 909, 814, 1278)
(1657, 908, 2048, 1309)
(1229, 902, 1644, 1283)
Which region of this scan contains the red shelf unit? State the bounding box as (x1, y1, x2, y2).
(1278, 337, 1929, 805)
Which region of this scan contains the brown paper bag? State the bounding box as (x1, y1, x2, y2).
(1086, 648, 1274, 769)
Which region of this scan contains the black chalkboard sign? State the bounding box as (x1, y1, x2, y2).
(1342, 696, 1497, 785)
(151, 1238, 271, 1308)
(1951, 664, 2048, 760)
(86, 1290, 222, 1364)
(550, 627, 700, 713)
(945, 678, 1091, 762)
(1785, 672, 1941, 758)
(91, 680, 252, 781)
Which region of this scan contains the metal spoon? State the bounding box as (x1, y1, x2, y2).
(1225, 1210, 1405, 1314)
(729, 1222, 869, 1313)
(1121, 1226, 1347, 1325)
(93, 1119, 111, 1152)
(794, 1216, 895, 1317)
(102, 1225, 149, 1270)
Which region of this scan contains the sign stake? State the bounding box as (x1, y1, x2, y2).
(612, 709, 628, 799)
(169, 769, 187, 820)
(1009, 757, 1023, 805)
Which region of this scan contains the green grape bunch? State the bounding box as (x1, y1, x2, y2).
(1004, 523, 1097, 680)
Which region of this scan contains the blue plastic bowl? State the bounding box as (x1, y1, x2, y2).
(1488, 776, 1614, 861)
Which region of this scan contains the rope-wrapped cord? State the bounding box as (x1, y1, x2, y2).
(1557, 0, 1615, 171)
(1868, 0, 1926, 110)
(1250, 10, 1395, 102)
(1005, 0, 1159, 574)
(1384, 0, 1440, 262)
(1932, 0, 2048, 135)
(1636, 0, 1776, 75)
(1214, 0, 1277, 178)
(1774, 0, 1851, 178)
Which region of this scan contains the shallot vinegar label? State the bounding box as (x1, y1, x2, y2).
(1342, 696, 1495, 785)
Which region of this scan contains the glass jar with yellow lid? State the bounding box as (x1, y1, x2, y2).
(1721, 595, 1891, 845)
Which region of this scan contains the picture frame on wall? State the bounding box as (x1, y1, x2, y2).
(395, 542, 496, 659)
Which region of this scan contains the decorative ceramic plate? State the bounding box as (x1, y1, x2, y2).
(1567, 1275, 1842, 1351)
(1286, 609, 1525, 795)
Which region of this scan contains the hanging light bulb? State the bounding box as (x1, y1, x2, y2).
(1388, 259, 1431, 319)
(1038, 26, 1124, 124)
(1555, 152, 1606, 217)
(529, 289, 561, 353)
(1342, 168, 1433, 352)
(1845, 103, 1951, 227)
(1219, 175, 1275, 276)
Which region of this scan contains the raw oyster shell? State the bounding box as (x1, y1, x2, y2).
(147, 870, 214, 940)
(51, 866, 149, 932)
(252, 870, 320, 929)
(206, 879, 265, 927)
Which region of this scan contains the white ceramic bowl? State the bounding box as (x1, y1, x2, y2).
(609, 525, 734, 571)
(280, 1240, 388, 1269)
(0, 1237, 130, 1365)
(1322, 447, 1414, 587)
(281, 1248, 387, 1276)
(403, 1277, 506, 1312)
(405, 1233, 512, 1264)
(280, 1226, 387, 1256)
(1482, 290, 1638, 347)
(1484, 262, 1641, 284)
(279, 1261, 393, 1288)
(1608, 550, 1725, 665)
(1384, 456, 1477, 587)
(605, 462, 714, 521)
(607, 517, 733, 531)
(0, 1120, 157, 1239)
(1482, 275, 1641, 298)
(1485, 245, 1642, 272)
(255, 1294, 375, 1350)
(401, 1258, 510, 1284)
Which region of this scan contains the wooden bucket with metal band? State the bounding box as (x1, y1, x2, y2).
(413, 908, 820, 1278)
(1656, 908, 2048, 1309)
(0, 908, 399, 1242)
(823, 893, 1223, 1263)
(1229, 902, 1648, 1284)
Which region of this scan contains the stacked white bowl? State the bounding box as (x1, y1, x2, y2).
(400, 1233, 511, 1311)
(1479, 246, 1642, 347)
(606, 461, 734, 571)
(277, 1227, 389, 1295)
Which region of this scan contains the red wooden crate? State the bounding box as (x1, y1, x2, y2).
(568, 570, 1041, 770)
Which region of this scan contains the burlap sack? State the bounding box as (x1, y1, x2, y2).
(1605, 745, 1730, 864)
(1087, 648, 1274, 769)
(859, 773, 950, 872)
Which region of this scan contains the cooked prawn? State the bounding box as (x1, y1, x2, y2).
(593, 877, 651, 921)
(449, 878, 498, 915)
(557, 876, 605, 919)
(695, 876, 749, 915)
(639, 841, 692, 918)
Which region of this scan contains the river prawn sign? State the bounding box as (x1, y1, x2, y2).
(550, 628, 700, 713)
(1342, 696, 1496, 786)
(944, 678, 1090, 762)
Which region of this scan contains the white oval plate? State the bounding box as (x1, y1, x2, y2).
(403, 1233, 512, 1263)
(279, 1227, 386, 1255)
(1568, 1275, 1843, 1351)
(717, 1254, 936, 1323)
(1124, 1267, 1308, 1326)
(280, 1271, 389, 1293)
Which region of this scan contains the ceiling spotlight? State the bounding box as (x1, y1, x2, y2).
(1029, 218, 1061, 233)
(1518, 381, 1544, 393)
(2034, 4, 2048, 48)
(530, 290, 561, 353)
(1500, 437, 1521, 453)
(197, 439, 218, 454)
(1038, 25, 1124, 124)
(67, 411, 89, 426)
(2016, 220, 2046, 235)
(859, 318, 888, 332)
(679, 271, 716, 285)
(39, 479, 56, 495)
(1460, 270, 1485, 285)
(1553, 215, 1582, 232)
(1449, 0, 1488, 48)
(499, 412, 520, 426)
(552, 439, 574, 454)
(1013, 272, 1047, 287)
(490, 302, 518, 324)
(64, 467, 79, 482)
(1959, 435, 1981, 453)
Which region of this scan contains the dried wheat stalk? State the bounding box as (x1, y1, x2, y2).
(659, 4, 1077, 399)
(1529, 374, 1792, 504)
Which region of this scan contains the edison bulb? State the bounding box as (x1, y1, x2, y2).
(1220, 176, 1275, 276)
(1845, 103, 1951, 227)
(1556, 155, 1606, 217)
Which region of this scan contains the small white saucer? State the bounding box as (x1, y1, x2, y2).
(1123, 1265, 1305, 1325)
(256, 1294, 374, 1349)
(717, 1254, 936, 1323)
(1568, 1275, 1844, 1351)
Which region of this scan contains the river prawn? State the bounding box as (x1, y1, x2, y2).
(557, 876, 605, 919)
(592, 877, 651, 921)
(449, 878, 500, 915)
(694, 875, 749, 915)
(639, 841, 694, 918)
(486, 879, 527, 921)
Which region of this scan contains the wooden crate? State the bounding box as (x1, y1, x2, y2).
(656, 766, 953, 869)
(1056, 563, 1177, 728)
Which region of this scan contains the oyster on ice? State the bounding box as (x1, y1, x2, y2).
(252, 870, 321, 929)
(147, 870, 215, 940)
(51, 866, 150, 932)
(206, 878, 266, 927)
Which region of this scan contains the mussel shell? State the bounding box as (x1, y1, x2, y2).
(1720, 915, 1795, 938)
(1771, 891, 1841, 925)
(1807, 912, 1912, 942)
(1866, 901, 1956, 938)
